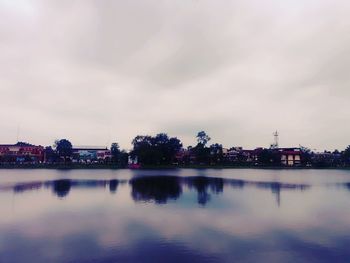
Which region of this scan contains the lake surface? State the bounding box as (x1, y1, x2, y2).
(1, 169, 350, 263)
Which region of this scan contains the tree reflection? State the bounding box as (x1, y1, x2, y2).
(129, 176, 224, 205)
(186, 177, 224, 206)
(4, 175, 311, 206)
(130, 176, 182, 204)
(51, 179, 118, 198)
(109, 179, 119, 193)
(53, 179, 71, 198)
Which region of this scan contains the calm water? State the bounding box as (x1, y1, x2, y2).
(1, 169, 350, 263)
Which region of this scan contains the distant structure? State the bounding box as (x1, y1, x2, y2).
(0, 142, 44, 163)
(270, 130, 279, 149)
(72, 146, 111, 163)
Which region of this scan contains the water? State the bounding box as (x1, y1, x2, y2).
(1, 169, 350, 263)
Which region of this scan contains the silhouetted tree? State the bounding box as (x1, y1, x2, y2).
(193, 131, 212, 164)
(55, 139, 73, 163)
(196, 131, 211, 146)
(300, 146, 312, 166)
(111, 142, 120, 163)
(118, 150, 129, 167)
(193, 143, 210, 164)
(153, 133, 182, 164)
(343, 146, 350, 165)
(131, 133, 182, 165)
(131, 135, 153, 164)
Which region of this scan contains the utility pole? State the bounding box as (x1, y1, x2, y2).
(16, 125, 20, 143)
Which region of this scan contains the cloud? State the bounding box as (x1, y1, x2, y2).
(0, 0, 350, 150)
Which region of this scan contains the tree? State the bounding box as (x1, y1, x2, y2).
(300, 145, 312, 166)
(131, 133, 182, 165)
(153, 133, 182, 164)
(118, 150, 129, 167)
(193, 131, 212, 165)
(196, 131, 211, 146)
(343, 145, 350, 165)
(167, 137, 182, 162)
(111, 143, 120, 163)
(131, 135, 153, 164)
(44, 146, 58, 163)
(55, 139, 73, 163)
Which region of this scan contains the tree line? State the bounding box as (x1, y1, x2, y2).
(4, 131, 350, 168)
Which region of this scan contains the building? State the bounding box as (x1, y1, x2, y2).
(243, 149, 261, 163)
(72, 146, 112, 163)
(278, 148, 301, 166)
(222, 148, 229, 159)
(174, 147, 195, 165)
(0, 142, 44, 163)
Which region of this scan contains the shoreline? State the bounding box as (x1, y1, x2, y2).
(0, 164, 350, 170)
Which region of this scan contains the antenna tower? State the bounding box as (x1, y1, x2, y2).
(272, 130, 279, 149)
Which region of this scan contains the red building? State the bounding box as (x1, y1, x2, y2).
(0, 142, 44, 163)
(278, 148, 301, 166)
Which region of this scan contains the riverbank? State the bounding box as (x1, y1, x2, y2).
(1, 163, 350, 170)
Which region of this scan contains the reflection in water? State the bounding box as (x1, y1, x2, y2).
(0, 179, 119, 198)
(0, 176, 311, 206)
(53, 180, 71, 198)
(186, 177, 224, 205)
(129, 176, 309, 206)
(255, 181, 310, 206)
(130, 176, 182, 204)
(50, 179, 113, 198)
(13, 182, 43, 193)
(2, 170, 350, 263)
(109, 179, 119, 193)
(129, 176, 225, 205)
(341, 182, 350, 191)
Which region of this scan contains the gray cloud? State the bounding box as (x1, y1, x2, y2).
(0, 0, 350, 151)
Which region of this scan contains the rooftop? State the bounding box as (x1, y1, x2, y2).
(73, 146, 108, 151)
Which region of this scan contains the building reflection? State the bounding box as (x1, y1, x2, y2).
(227, 179, 310, 206)
(13, 182, 43, 193)
(255, 181, 310, 206)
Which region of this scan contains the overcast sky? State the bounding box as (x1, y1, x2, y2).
(1, 0, 350, 151)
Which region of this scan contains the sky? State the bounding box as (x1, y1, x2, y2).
(0, 0, 349, 151)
